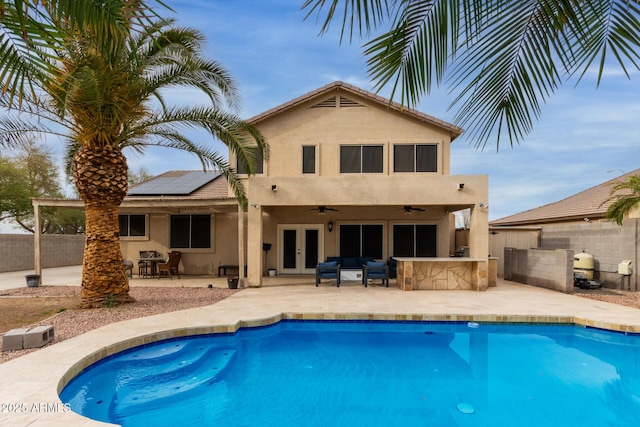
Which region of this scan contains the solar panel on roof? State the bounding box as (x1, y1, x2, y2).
(128, 171, 222, 196)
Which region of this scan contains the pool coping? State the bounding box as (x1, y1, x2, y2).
(2, 281, 640, 426)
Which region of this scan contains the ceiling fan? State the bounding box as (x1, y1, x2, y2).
(403, 205, 425, 214)
(309, 206, 339, 215)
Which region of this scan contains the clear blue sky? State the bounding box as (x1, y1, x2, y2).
(2, 1, 639, 232)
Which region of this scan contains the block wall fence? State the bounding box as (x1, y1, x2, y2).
(504, 247, 574, 293)
(540, 219, 638, 290)
(0, 234, 84, 272)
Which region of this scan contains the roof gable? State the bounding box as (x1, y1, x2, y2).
(248, 81, 463, 140)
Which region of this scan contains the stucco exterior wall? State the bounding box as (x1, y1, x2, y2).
(238, 86, 488, 286)
(119, 211, 240, 276)
(117, 83, 489, 285)
(253, 98, 454, 178)
(0, 234, 84, 272)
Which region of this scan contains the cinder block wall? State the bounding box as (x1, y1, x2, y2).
(541, 219, 638, 290)
(504, 247, 574, 293)
(0, 234, 84, 272)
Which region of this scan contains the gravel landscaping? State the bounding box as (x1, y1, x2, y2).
(1, 285, 639, 365)
(1, 285, 237, 364)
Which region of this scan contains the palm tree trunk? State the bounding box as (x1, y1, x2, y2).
(81, 203, 133, 307)
(74, 145, 134, 308)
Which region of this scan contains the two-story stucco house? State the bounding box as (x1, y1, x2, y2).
(116, 81, 489, 289)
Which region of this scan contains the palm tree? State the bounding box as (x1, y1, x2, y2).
(302, 1, 640, 149)
(0, 10, 266, 307)
(605, 175, 640, 225)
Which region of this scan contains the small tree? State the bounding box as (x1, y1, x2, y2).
(0, 155, 32, 226)
(0, 141, 84, 233)
(129, 167, 153, 186)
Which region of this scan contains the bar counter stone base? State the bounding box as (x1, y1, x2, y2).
(396, 257, 489, 291)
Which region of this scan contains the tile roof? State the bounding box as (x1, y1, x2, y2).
(490, 168, 640, 226)
(247, 81, 463, 140)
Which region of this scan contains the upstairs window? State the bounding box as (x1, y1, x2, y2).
(170, 214, 211, 249)
(302, 145, 316, 174)
(340, 145, 383, 173)
(119, 215, 146, 237)
(394, 144, 437, 172)
(237, 147, 263, 174)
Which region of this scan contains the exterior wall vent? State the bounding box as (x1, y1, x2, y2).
(339, 96, 364, 107)
(310, 96, 337, 108)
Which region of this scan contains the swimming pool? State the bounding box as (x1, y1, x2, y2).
(60, 321, 640, 427)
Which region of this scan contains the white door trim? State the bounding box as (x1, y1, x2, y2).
(277, 224, 324, 274)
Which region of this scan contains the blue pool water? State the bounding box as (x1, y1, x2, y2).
(60, 321, 640, 427)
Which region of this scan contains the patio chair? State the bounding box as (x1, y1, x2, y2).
(123, 260, 134, 278)
(362, 261, 389, 287)
(315, 261, 341, 287)
(158, 251, 181, 280)
(138, 251, 155, 277)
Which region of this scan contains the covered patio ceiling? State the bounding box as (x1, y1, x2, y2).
(30, 197, 243, 277)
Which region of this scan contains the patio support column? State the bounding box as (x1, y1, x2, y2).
(237, 204, 245, 285)
(469, 205, 489, 259)
(32, 200, 42, 279)
(469, 205, 489, 290)
(246, 203, 263, 287)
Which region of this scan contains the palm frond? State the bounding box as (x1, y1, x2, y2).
(603, 175, 640, 225)
(568, 0, 640, 85)
(135, 21, 241, 111)
(302, 0, 390, 43)
(305, 0, 640, 149)
(0, 114, 66, 147)
(125, 106, 266, 176)
(364, 0, 460, 106)
(125, 128, 249, 206)
(448, 1, 566, 148)
(0, 1, 171, 109)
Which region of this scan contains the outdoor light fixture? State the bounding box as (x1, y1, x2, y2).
(271, 185, 277, 192)
(478, 203, 489, 209)
(328, 220, 334, 232)
(458, 183, 465, 190)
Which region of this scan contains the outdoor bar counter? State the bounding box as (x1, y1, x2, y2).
(395, 257, 489, 291)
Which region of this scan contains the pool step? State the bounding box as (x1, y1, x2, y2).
(113, 347, 237, 418)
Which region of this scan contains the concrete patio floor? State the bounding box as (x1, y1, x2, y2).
(1, 266, 640, 426)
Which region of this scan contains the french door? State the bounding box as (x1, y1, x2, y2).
(278, 225, 323, 274)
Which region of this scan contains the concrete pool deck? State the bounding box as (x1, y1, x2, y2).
(1, 269, 640, 426)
